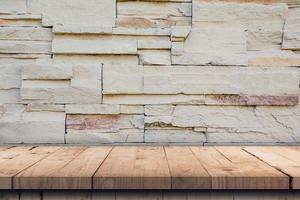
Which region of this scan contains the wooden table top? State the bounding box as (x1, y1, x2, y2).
(0, 146, 299, 190)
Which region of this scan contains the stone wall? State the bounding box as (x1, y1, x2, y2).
(0, 0, 300, 144)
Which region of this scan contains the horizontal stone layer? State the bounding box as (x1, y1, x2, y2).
(52, 37, 138, 54)
(22, 64, 73, 80)
(27, 0, 116, 27)
(171, 25, 247, 65)
(0, 40, 51, 54)
(66, 114, 144, 133)
(103, 65, 299, 96)
(0, 27, 52, 41)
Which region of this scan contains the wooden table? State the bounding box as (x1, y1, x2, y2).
(0, 146, 299, 190)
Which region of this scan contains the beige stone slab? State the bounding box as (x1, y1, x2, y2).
(112, 27, 170, 36)
(120, 105, 144, 114)
(145, 129, 206, 143)
(0, 65, 21, 89)
(139, 50, 171, 65)
(192, 2, 288, 51)
(195, 0, 300, 7)
(21, 87, 102, 104)
(103, 94, 207, 105)
(118, 1, 191, 18)
(143, 66, 299, 95)
(0, 106, 65, 143)
(171, 26, 247, 65)
(0, 0, 27, 13)
(0, 89, 21, 104)
(66, 130, 144, 144)
(248, 50, 300, 67)
(282, 7, 300, 50)
(66, 104, 120, 115)
(103, 65, 143, 94)
(171, 26, 191, 41)
(0, 27, 52, 41)
(22, 64, 73, 80)
(26, 104, 65, 112)
(27, 0, 116, 27)
(53, 55, 139, 66)
(145, 105, 175, 116)
(0, 40, 51, 54)
(116, 15, 191, 28)
(172, 105, 300, 143)
(192, 2, 287, 28)
(53, 25, 113, 34)
(205, 94, 298, 106)
(66, 114, 144, 133)
(52, 37, 137, 54)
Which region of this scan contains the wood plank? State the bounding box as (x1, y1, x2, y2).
(27, 147, 112, 189)
(164, 146, 211, 189)
(93, 146, 171, 189)
(0, 146, 59, 189)
(216, 147, 289, 189)
(244, 147, 300, 189)
(0, 146, 11, 152)
(0, 146, 34, 164)
(190, 147, 289, 189)
(13, 147, 86, 189)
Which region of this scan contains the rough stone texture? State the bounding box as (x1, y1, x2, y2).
(103, 94, 206, 105)
(22, 64, 73, 80)
(0, 89, 21, 104)
(27, 0, 116, 26)
(53, 55, 139, 66)
(192, 2, 288, 51)
(103, 65, 299, 96)
(21, 63, 102, 104)
(139, 50, 171, 65)
(0, 27, 52, 41)
(196, 0, 300, 5)
(205, 94, 299, 106)
(66, 114, 144, 137)
(0, 0, 300, 144)
(103, 65, 144, 94)
(52, 36, 138, 55)
(117, 1, 191, 28)
(66, 130, 144, 144)
(53, 25, 113, 35)
(26, 104, 65, 112)
(143, 66, 299, 95)
(120, 105, 144, 114)
(282, 7, 300, 50)
(0, 104, 65, 144)
(0, 40, 51, 54)
(145, 129, 206, 143)
(172, 105, 300, 143)
(171, 25, 248, 66)
(0, 65, 21, 89)
(66, 104, 120, 114)
(0, 0, 27, 14)
(248, 50, 300, 67)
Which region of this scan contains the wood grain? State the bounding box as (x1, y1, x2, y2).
(165, 146, 211, 189)
(35, 147, 112, 189)
(190, 147, 289, 189)
(244, 146, 300, 189)
(13, 147, 86, 189)
(93, 146, 171, 189)
(0, 146, 59, 189)
(0, 146, 33, 164)
(0, 146, 297, 190)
